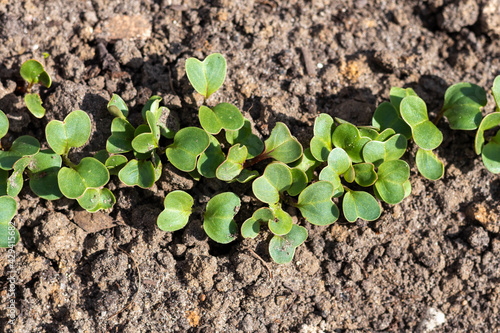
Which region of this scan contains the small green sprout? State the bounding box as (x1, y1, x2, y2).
(296, 181, 339, 226)
(118, 158, 157, 188)
(20, 59, 52, 118)
(226, 119, 264, 159)
(0, 196, 19, 248)
(203, 192, 240, 244)
(441, 83, 487, 130)
(197, 134, 226, 178)
(58, 157, 110, 199)
(269, 225, 308, 264)
(199, 103, 245, 134)
(165, 127, 210, 172)
(373, 160, 410, 204)
(259, 122, 303, 164)
(310, 113, 335, 161)
(332, 123, 370, 163)
(46, 110, 91, 156)
(216, 144, 248, 181)
(252, 162, 292, 204)
(157, 190, 194, 232)
(185, 53, 227, 99)
(0, 135, 40, 170)
(342, 189, 381, 223)
(372, 102, 412, 139)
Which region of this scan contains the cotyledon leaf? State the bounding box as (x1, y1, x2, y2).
(203, 192, 240, 244)
(157, 191, 194, 232)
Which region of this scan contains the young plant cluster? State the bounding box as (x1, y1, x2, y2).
(1, 54, 499, 264)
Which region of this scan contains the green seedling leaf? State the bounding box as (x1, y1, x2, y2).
(20, 59, 51, 88)
(358, 127, 379, 140)
(216, 144, 247, 181)
(152, 152, 162, 182)
(58, 157, 109, 199)
(107, 94, 129, 119)
(203, 192, 240, 244)
(319, 148, 351, 197)
(141, 95, 162, 120)
(186, 53, 227, 99)
(374, 160, 410, 204)
(269, 225, 307, 264)
(372, 102, 412, 139)
(226, 119, 264, 159)
(77, 188, 116, 212)
(288, 148, 320, 182)
(416, 149, 444, 180)
(0, 135, 40, 170)
(157, 190, 194, 232)
(0, 110, 8, 139)
(475, 113, 500, 154)
(389, 87, 417, 113)
(118, 159, 156, 188)
(343, 190, 381, 222)
(6, 156, 30, 197)
(376, 128, 396, 141)
(166, 127, 210, 172)
(442, 83, 487, 130)
(199, 103, 244, 135)
(46, 110, 91, 155)
(233, 169, 259, 183)
(343, 165, 355, 183)
(400, 96, 443, 150)
(362, 134, 407, 167)
(297, 181, 339, 226)
(287, 168, 308, 196)
(493, 76, 500, 110)
(332, 123, 370, 163)
(24, 93, 45, 118)
(310, 113, 335, 161)
(131, 132, 158, 154)
(197, 134, 225, 178)
(0, 196, 19, 248)
(146, 111, 160, 143)
(105, 155, 128, 175)
(241, 207, 274, 239)
(107, 118, 135, 154)
(482, 131, 500, 173)
(269, 203, 293, 236)
(263, 122, 303, 163)
(252, 162, 292, 204)
(353, 163, 377, 187)
(28, 149, 63, 200)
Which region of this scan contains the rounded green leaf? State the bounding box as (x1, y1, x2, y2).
(146, 111, 160, 143)
(374, 160, 410, 204)
(310, 113, 334, 162)
(442, 83, 487, 130)
(362, 134, 407, 167)
(185, 53, 227, 99)
(297, 181, 339, 226)
(475, 112, 500, 154)
(46, 110, 91, 155)
(268, 204, 293, 236)
(482, 131, 500, 173)
(226, 119, 264, 159)
(197, 134, 225, 178)
(353, 163, 377, 187)
(332, 123, 370, 163)
(166, 127, 210, 172)
(0, 195, 17, 224)
(157, 190, 194, 232)
(77, 188, 116, 212)
(376, 128, 396, 141)
(203, 192, 240, 244)
(233, 169, 259, 183)
(216, 144, 247, 181)
(141, 95, 162, 120)
(58, 157, 109, 199)
(118, 159, 156, 188)
(107, 94, 129, 119)
(199, 105, 222, 134)
(416, 149, 444, 180)
(0, 135, 40, 170)
(24, 93, 46, 118)
(131, 132, 157, 154)
(0, 110, 8, 139)
(213, 103, 244, 131)
(343, 190, 381, 222)
(263, 122, 303, 163)
(28, 149, 63, 200)
(20, 59, 51, 87)
(372, 102, 412, 139)
(252, 162, 292, 204)
(389, 87, 417, 114)
(358, 127, 379, 140)
(105, 155, 128, 175)
(107, 118, 136, 154)
(403, 179, 412, 198)
(57, 167, 86, 199)
(241, 207, 273, 239)
(269, 225, 308, 264)
(400, 96, 442, 150)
